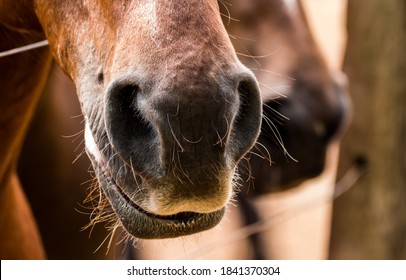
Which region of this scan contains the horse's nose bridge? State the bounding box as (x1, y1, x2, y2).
(144, 66, 262, 170)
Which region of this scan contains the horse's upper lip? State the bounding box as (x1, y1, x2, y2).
(88, 152, 225, 239)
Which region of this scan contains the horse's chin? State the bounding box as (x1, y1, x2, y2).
(92, 159, 225, 239)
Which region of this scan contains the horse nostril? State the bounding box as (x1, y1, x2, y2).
(229, 73, 262, 163)
(236, 79, 258, 121)
(105, 81, 158, 171)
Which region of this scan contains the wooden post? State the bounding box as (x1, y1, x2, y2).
(329, 0, 406, 259)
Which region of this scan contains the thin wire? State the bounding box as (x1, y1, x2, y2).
(0, 40, 49, 58)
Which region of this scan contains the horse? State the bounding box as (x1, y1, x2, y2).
(227, 0, 350, 194)
(0, 0, 263, 259)
(232, 0, 350, 259)
(136, 0, 351, 259)
(17, 0, 350, 259)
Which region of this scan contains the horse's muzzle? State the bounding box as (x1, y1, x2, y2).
(84, 65, 262, 238)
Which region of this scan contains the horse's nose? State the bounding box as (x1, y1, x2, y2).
(104, 68, 262, 180)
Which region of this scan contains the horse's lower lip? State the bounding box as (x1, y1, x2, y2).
(89, 154, 225, 239)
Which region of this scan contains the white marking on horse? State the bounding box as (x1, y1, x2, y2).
(137, 1, 160, 46)
(84, 122, 102, 164)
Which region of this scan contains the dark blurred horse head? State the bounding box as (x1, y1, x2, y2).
(222, 0, 351, 194)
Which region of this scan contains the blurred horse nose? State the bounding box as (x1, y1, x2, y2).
(104, 66, 262, 182)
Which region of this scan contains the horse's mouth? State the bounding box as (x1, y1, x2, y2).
(84, 125, 225, 238)
(90, 155, 225, 239)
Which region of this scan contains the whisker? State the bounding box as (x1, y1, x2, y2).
(61, 129, 84, 139)
(214, 116, 230, 146)
(228, 33, 256, 42)
(258, 82, 289, 99)
(167, 113, 185, 153)
(237, 48, 280, 59)
(251, 68, 296, 81)
(182, 135, 203, 144)
(253, 141, 273, 165)
(232, 40, 261, 67)
(263, 102, 290, 121)
(219, 0, 238, 25)
(72, 148, 87, 164)
(262, 114, 297, 162)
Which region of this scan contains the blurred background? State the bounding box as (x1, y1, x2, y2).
(304, 0, 406, 260)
